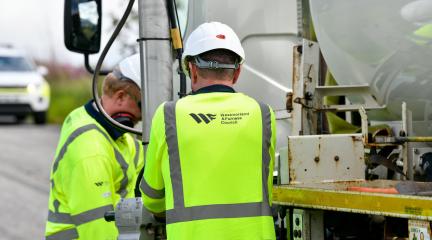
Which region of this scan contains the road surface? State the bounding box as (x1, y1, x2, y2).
(0, 121, 60, 240)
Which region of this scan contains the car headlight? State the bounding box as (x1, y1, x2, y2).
(27, 83, 40, 94)
(27, 82, 50, 98)
(41, 81, 50, 98)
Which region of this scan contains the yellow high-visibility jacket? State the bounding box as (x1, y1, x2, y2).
(45, 101, 144, 240)
(141, 86, 276, 240)
(411, 23, 432, 45)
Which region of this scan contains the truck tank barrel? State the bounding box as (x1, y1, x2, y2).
(310, 0, 432, 135)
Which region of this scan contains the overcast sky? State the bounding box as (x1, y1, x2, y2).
(0, 0, 135, 67)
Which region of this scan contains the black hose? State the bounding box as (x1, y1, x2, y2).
(166, 0, 178, 29)
(166, 0, 187, 98)
(92, 0, 143, 136)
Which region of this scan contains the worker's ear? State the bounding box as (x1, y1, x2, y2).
(232, 66, 241, 85)
(189, 62, 198, 84)
(113, 89, 127, 105)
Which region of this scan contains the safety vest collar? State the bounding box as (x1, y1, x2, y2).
(191, 84, 235, 95)
(85, 100, 125, 140)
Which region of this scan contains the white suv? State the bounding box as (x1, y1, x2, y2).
(0, 46, 50, 124)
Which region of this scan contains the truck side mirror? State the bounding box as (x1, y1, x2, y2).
(64, 0, 102, 54)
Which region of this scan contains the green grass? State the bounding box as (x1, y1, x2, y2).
(47, 78, 93, 124)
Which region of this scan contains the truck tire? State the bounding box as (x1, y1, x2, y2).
(33, 111, 47, 125)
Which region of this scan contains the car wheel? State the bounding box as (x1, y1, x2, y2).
(15, 115, 26, 123)
(33, 111, 47, 125)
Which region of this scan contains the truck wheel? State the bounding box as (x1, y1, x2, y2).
(33, 111, 47, 125)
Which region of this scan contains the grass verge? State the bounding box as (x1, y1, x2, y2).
(47, 78, 93, 124)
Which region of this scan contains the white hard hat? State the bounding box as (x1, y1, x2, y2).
(115, 53, 141, 89)
(401, 0, 432, 25)
(181, 22, 245, 75)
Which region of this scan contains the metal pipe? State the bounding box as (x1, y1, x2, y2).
(402, 102, 414, 180)
(396, 136, 432, 143)
(138, 40, 150, 143)
(374, 136, 432, 143)
(138, 0, 173, 143)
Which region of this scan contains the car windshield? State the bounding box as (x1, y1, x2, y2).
(0, 56, 34, 72)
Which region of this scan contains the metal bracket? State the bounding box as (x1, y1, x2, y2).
(359, 107, 369, 145)
(292, 209, 324, 240)
(315, 84, 386, 112)
(402, 102, 414, 180)
(288, 134, 365, 183)
(291, 39, 386, 136)
(292, 39, 320, 135)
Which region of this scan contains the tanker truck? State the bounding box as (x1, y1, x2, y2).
(63, 0, 432, 239)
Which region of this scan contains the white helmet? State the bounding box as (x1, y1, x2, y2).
(115, 53, 141, 89)
(400, 0, 432, 25)
(181, 22, 245, 75)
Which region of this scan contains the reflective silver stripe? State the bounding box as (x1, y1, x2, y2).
(46, 228, 78, 240)
(48, 205, 113, 225)
(51, 124, 99, 217)
(114, 150, 129, 197)
(140, 177, 165, 199)
(166, 202, 270, 224)
(52, 124, 99, 173)
(92, 128, 129, 197)
(48, 210, 73, 224)
(163, 100, 273, 223)
(51, 123, 129, 210)
(133, 140, 140, 167)
(72, 204, 113, 225)
(259, 102, 272, 205)
(164, 101, 185, 208)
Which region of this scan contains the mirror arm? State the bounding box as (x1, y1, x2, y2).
(84, 54, 110, 75)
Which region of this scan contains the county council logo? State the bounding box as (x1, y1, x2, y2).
(189, 113, 216, 124)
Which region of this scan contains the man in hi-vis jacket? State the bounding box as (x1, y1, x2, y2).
(141, 22, 276, 240)
(45, 54, 144, 240)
